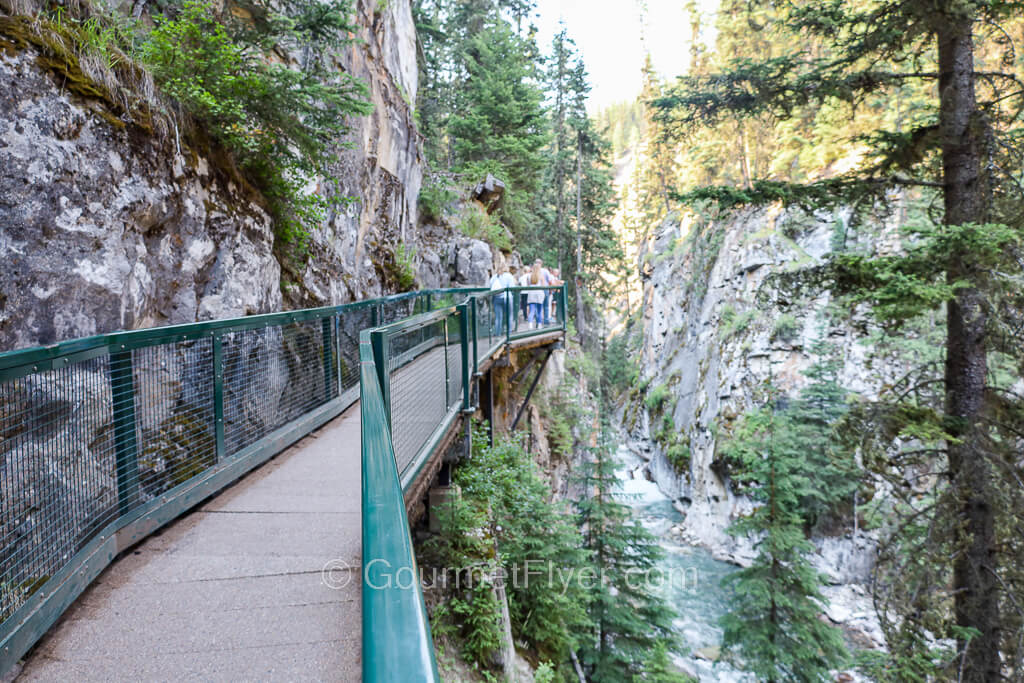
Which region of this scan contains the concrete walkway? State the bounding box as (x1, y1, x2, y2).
(18, 406, 362, 682)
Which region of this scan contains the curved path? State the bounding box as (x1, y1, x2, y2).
(17, 407, 362, 682)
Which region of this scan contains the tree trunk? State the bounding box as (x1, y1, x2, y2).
(937, 16, 1000, 680)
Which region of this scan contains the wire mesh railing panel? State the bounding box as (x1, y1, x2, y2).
(133, 339, 216, 501)
(387, 321, 448, 476)
(380, 298, 416, 326)
(474, 295, 497, 364)
(511, 287, 563, 336)
(0, 356, 119, 624)
(222, 319, 336, 456)
(446, 316, 464, 411)
(339, 308, 372, 401)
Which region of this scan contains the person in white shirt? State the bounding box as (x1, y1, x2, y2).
(489, 266, 517, 336)
(515, 267, 528, 329)
(526, 261, 549, 329)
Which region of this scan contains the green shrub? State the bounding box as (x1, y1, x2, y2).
(722, 309, 757, 339)
(450, 581, 503, 667)
(456, 205, 512, 251)
(666, 439, 691, 473)
(419, 175, 456, 222)
(387, 243, 416, 291)
(771, 313, 800, 343)
(141, 0, 372, 254)
(645, 383, 672, 413)
(534, 662, 556, 683)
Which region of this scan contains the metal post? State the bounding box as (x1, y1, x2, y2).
(108, 348, 139, 516)
(443, 315, 451, 408)
(321, 316, 333, 401)
(470, 297, 479, 376)
(335, 314, 343, 391)
(481, 368, 494, 448)
(559, 283, 568, 331)
(213, 334, 225, 462)
(511, 347, 554, 431)
(506, 288, 512, 345)
(458, 303, 471, 410)
(425, 292, 433, 312)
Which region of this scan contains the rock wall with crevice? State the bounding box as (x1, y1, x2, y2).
(622, 205, 904, 647)
(0, 0, 507, 351)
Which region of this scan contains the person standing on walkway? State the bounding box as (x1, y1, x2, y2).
(548, 267, 563, 323)
(526, 261, 548, 329)
(489, 265, 516, 336)
(518, 265, 530, 328)
(536, 259, 554, 325)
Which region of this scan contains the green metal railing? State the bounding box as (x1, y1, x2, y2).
(0, 282, 566, 679)
(359, 284, 565, 681)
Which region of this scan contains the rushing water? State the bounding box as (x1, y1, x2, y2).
(613, 446, 755, 682)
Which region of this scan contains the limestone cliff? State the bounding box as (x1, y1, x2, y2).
(623, 205, 896, 644)
(0, 0, 501, 351)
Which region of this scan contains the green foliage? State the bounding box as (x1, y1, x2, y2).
(419, 174, 457, 223)
(654, 0, 1024, 672)
(832, 222, 1021, 323)
(633, 641, 696, 683)
(665, 438, 691, 474)
(720, 379, 851, 680)
(428, 430, 590, 673)
(601, 324, 640, 402)
(644, 383, 671, 412)
(140, 0, 371, 254)
(448, 20, 548, 235)
(721, 352, 858, 529)
(770, 314, 800, 343)
(855, 629, 971, 683)
(722, 308, 756, 339)
(533, 661, 556, 683)
(574, 432, 682, 681)
(455, 205, 512, 252)
(391, 243, 416, 291)
(449, 581, 503, 667)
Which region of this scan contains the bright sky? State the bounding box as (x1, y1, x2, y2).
(533, 0, 717, 113)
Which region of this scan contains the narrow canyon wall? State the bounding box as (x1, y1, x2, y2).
(624, 205, 906, 580)
(0, 0, 501, 351)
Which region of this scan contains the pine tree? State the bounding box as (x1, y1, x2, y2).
(574, 434, 679, 682)
(718, 382, 849, 682)
(448, 17, 548, 234)
(656, 2, 1024, 675)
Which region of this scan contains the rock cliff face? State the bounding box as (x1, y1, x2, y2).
(624, 205, 899, 579)
(622, 205, 897, 645)
(0, 0, 502, 351)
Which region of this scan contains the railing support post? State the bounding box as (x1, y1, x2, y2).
(506, 288, 512, 345)
(443, 317, 451, 408)
(481, 367, 494, 448)
(321, 316, 333, 402)
(108, 348, 139, 516)
(213, 334, 225, 461)
(470, 297, 479, 376)
(335, 315, 344, 392)
(458, 303, 471, 410)
(559, 283, 568, 331)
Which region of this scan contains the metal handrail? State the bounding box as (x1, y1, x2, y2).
(0, 283, 566, 680)
(359, 330, 440, 683)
